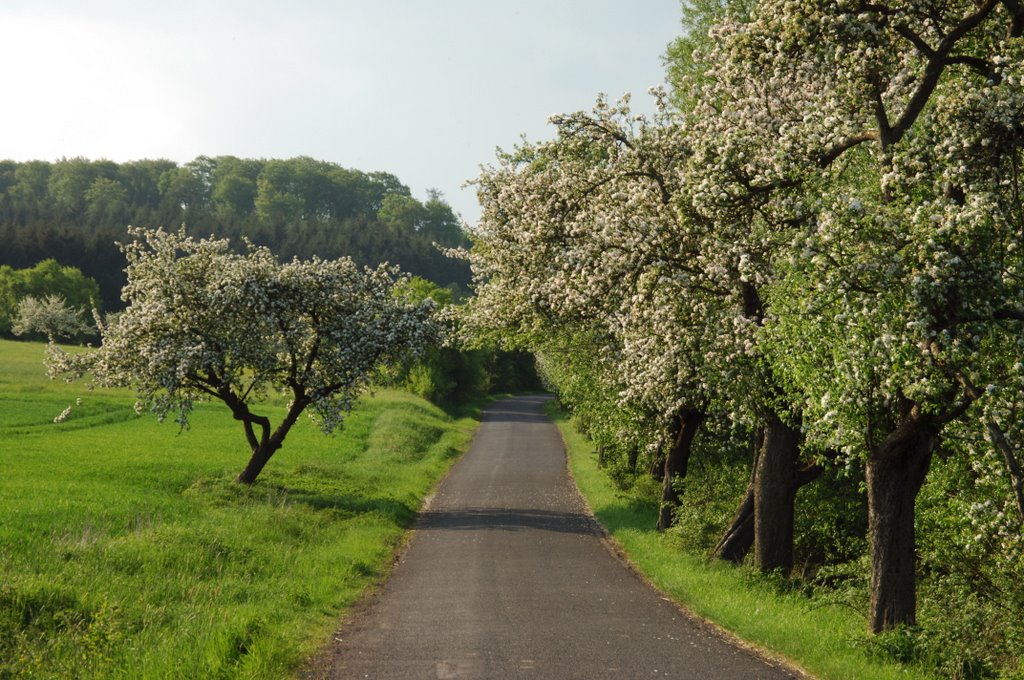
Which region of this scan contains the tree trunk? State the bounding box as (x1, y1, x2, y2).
(657, 408, 705, 531)
(627, 445, 639, 474)
(714, 430, 822, 565)
(753, 412, 802, 574)
(234, 397, 308, 484)
(649, 450, 665, 481)
(984, 419, 1024, 523)
(714, 428, 762, 563)
(235, 440, 283, 484)
(866, 414, 939, 632)
(597, 444, 607, 468)
(715, 483, 755, 562)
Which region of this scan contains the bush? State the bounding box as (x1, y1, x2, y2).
(396, 347, 541, 407)
(0, 260, 101, 337)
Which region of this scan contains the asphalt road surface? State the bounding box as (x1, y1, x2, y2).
(305, 395, 801, 679)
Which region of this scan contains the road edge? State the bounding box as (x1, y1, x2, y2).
(550, 408, 817, 680)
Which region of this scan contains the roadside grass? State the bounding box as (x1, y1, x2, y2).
(0, 339, 478, 679)
(549, 403, 936, 680)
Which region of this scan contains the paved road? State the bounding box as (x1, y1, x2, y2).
(305, 395, 800, 679)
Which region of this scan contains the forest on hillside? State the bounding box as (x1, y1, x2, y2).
(0, 155, 470, 310)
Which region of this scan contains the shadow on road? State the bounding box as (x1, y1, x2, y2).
(418, 507, 601, 535)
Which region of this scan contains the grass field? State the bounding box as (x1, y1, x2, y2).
(549, 403, 937, 680)
(0, 339, 479, 679)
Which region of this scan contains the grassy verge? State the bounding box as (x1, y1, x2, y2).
(548, 403, 935, 680)
(0, 339, 479, 679)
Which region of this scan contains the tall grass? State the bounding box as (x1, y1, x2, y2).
(0, 339, 478, 679)
(549, 404, 937, 680)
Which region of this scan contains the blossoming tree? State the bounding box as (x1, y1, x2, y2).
(695, 0, 1024, 631)
(465, 93, 726, 531)
(468, 85, 828, 572)
(467, 0, 1024, 636)
(48, 227, 435, 484)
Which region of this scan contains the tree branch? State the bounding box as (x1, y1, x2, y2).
(946, 55, 1000, 82)
(1002, 0, 1024, 37)
(893, 23, 936, 58)
(886, 0, 1000, 147)
(818, 131, 880, 168)
(943, 365, 1024, 522)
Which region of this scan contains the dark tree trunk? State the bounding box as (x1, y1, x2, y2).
(657, 408, 705, 531)
(714, 428, 762, 563)
(235, 441, 283, 484)
(753, 412, 802, 574)
(714, 483, 755, 562)
(866, 413, 939, 632)
(649, 450, 665, 481)
(714, 428, 822, 565)
(627, 445, 639, 474)
(234, 397, 308, 484)
(597, 444, 607, 468)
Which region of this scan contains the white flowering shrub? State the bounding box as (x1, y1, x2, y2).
(12, 294, 92, 342)
(47, 227, 436, 483)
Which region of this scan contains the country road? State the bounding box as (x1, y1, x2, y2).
(304, 395, 801, 679)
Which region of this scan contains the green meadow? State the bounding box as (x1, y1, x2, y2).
(0, 339, 478, 679)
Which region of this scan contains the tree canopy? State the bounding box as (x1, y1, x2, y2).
(466, 0, 1024, 645)
(0, 155, 471, 312)
(47, 227, 436, 484)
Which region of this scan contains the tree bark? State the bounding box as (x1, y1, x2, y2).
(649, 450, 665, 481)
(866, 413, 939, 632)
(714, 483, 755, 563)
(234, 397, 308, 484)
(987, 421, 1024, 523)
(714, 428, 762, 563)
(714, 430, 822, 565)
(236, 440, 282, 484)
(657, 408, 705, 531)
(753, 412, 802, 574)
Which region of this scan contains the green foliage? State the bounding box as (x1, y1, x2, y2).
(485, 350, 542, 394)
(792, 466, 868, 573)
(0, 260, 100, 337)
(911, 448, 1024, 678)
(0, 339, 477, 679)
(397, 344, 541, 406)
(663, 0, 755, 110)
(389, 276, 541, 406)
(667, 433, 751, 552)
(0, 156, 472, 310)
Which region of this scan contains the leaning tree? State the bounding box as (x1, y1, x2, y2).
(48, 227, 435, 484)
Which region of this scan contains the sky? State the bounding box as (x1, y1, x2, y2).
(0, 0, 682, 225)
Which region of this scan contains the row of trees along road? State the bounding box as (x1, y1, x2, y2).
(465, 0, 1024, 644)
(0, 155, 470, 311)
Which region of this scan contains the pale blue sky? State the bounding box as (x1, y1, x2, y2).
(0, 1, 681, 224)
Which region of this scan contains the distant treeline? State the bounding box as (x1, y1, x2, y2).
(0, 156, 471, 309)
